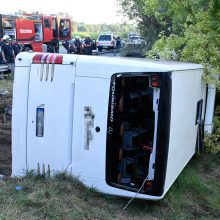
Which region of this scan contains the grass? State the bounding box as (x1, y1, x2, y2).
(0, 153, 219, 220)
(0, 78, 220, 219)
(0, 74, 13, 92)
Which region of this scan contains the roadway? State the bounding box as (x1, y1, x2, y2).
(59, 45, 121, 57)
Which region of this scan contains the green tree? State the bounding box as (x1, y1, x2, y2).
(118, 0, 220, 81)
(75, 22, 137, 39)
(148, 0, 220, 82)
(117, 0, 172, 49)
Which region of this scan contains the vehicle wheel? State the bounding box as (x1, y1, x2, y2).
(98, 48, 102, 52)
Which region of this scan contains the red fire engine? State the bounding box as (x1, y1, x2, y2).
(0, 14, 71, 52)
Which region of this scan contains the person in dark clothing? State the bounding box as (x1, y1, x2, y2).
(74, 36, 82, 54)
(116, 36, 121, 49)
(1, 36, 15, 77)
(83, 36, 93, 55)
(1, 37, 15, 63)
(12, 40, 22, 56)
(62, 40, 69, 52)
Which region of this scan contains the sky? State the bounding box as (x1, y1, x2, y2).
(0, 0, 124, 24)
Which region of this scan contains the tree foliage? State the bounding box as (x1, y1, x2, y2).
(117, 0, 173, 49)
(74, 22, 137, 39)
(118, 0, 220, 81)
(205, 106, 220, 154)
(57, 12, 137, 39)
(77, 22, 136, 34)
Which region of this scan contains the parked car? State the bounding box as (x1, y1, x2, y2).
(97, 34, 115, 52)
(121, 40, 146, 58)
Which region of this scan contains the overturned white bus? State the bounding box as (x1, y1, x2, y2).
(12, 52, 207, 200)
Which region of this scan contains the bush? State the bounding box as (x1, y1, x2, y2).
(205, 106, 220, 154)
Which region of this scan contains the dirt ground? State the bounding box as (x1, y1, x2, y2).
(0, 80, 12, 176)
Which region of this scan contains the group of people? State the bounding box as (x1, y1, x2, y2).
(0, 35, 22, 75)
(63, 34, 122, 55)
(63, 36, 94, 55)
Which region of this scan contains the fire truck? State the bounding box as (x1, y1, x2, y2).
(0, 14, 71, 52)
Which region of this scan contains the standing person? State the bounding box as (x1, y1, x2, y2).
(62, 39, 69, 52)
(12, 39, 22, 57)
(74, 36, 82, 54)
(1, 35, 15, 78)
(83, 36, 93, 55)
(116, 36, 121, 50)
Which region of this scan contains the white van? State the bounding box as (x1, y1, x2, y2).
(97, 34, 115, 51)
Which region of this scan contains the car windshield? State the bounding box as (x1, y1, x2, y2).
(99, 35, 111, 41)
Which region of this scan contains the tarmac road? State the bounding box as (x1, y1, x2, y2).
(59, 45, 121, 57)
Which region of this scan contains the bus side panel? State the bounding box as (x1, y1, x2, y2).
(164, 69, 205, 193)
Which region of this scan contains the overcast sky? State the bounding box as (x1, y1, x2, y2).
(0, 0, 123, 24)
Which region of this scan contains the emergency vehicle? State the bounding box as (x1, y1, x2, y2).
(0, 14, 71, 52)
(12, 52, 214, 200)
